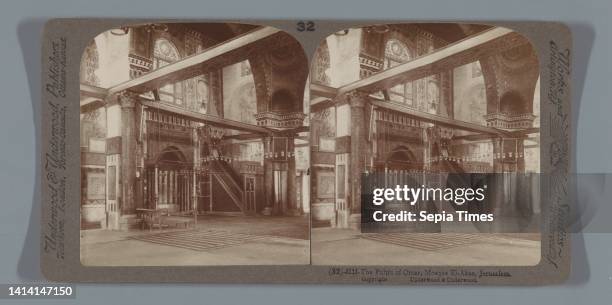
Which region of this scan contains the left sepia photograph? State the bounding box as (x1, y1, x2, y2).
(79, 23, 311, 266)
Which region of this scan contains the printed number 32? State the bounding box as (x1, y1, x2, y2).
(297, 21, 315, 32)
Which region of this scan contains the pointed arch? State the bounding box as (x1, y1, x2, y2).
(155, 146, 188, 167)
(153, 38, 181, 63)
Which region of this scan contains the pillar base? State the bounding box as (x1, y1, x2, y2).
(261, 206, 274, 216)
(102, 214, 141, 231)
(285, 209, 302, 216)
(118, 214, 140, 231)
(333, 209, 350, 228)
(348, 213, 361, 230)
(105, 212, 120, 231)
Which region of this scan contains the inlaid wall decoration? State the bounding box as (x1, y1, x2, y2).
(311, 40, 331, 85)
(80, 40, 100, 86)
(316, 171, 335, 199)
(86, 172, 106, 200)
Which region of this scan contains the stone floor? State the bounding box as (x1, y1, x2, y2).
(311, 228, 541, 266)
(80, 214, 309, 266)
(82, 215, 541, 267)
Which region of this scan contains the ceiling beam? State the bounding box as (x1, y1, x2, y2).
(309, 83, 338, 111)
(371, 99, 510, 136)
(453, 133, 497, 141)
(508, 127, 540, 137)
(310, 83, 338, 99)
(108, 26, 281, 96)
(80, 83, 108, 100)
(337, 27, 520, 95)
(309, 97, 333, 111)
(223, 133, 265, 140)
(453, 127, 540, 141)
(141, 101, 272, 134)
(80, 84, 109, 111)
(80, 98, 106, 112)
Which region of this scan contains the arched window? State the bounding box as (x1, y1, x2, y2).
(153, 38, 183, 105)
(384, 39, 414, 106)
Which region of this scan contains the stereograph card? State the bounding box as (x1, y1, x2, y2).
(40, 19, 572, 284)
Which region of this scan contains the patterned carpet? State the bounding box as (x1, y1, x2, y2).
(360, 233, 504, 251)
(131, 230, 270, 251)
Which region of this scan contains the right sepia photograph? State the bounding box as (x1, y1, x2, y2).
(308, 23, 542, 266)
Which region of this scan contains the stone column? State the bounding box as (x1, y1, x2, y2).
(154, 165, 159, 209)
(192, 128, 199, 222)
(261, 136, 274, 215)
(118, 91, 138, 215)
(516, 138, 526, 172)
(135, 163, 144, 211)
(103, 94, 121, 230)
(286, 135, 300, 215)
(347, 91, 368, 217)
(491, 137, 524, 232)
(490, 136, 506, 218)
(492, 137, 504, 173)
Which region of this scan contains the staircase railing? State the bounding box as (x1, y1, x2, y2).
(210, 160, 245, 212)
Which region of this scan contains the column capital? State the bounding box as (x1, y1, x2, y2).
(118, 90, 139, 109)
(104, 93, 119, 106)
(345, 90, 369, 108)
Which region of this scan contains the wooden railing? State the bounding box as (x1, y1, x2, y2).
(210, 160, 246, 213)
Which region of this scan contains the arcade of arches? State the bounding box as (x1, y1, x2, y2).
(80, 24, 310, 230)
(309, 24, 541, 232)
(79, 22, 542, 237)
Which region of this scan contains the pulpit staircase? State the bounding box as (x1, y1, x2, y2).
(436, 160, 485, 233)
(209, 160, 248, 214)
